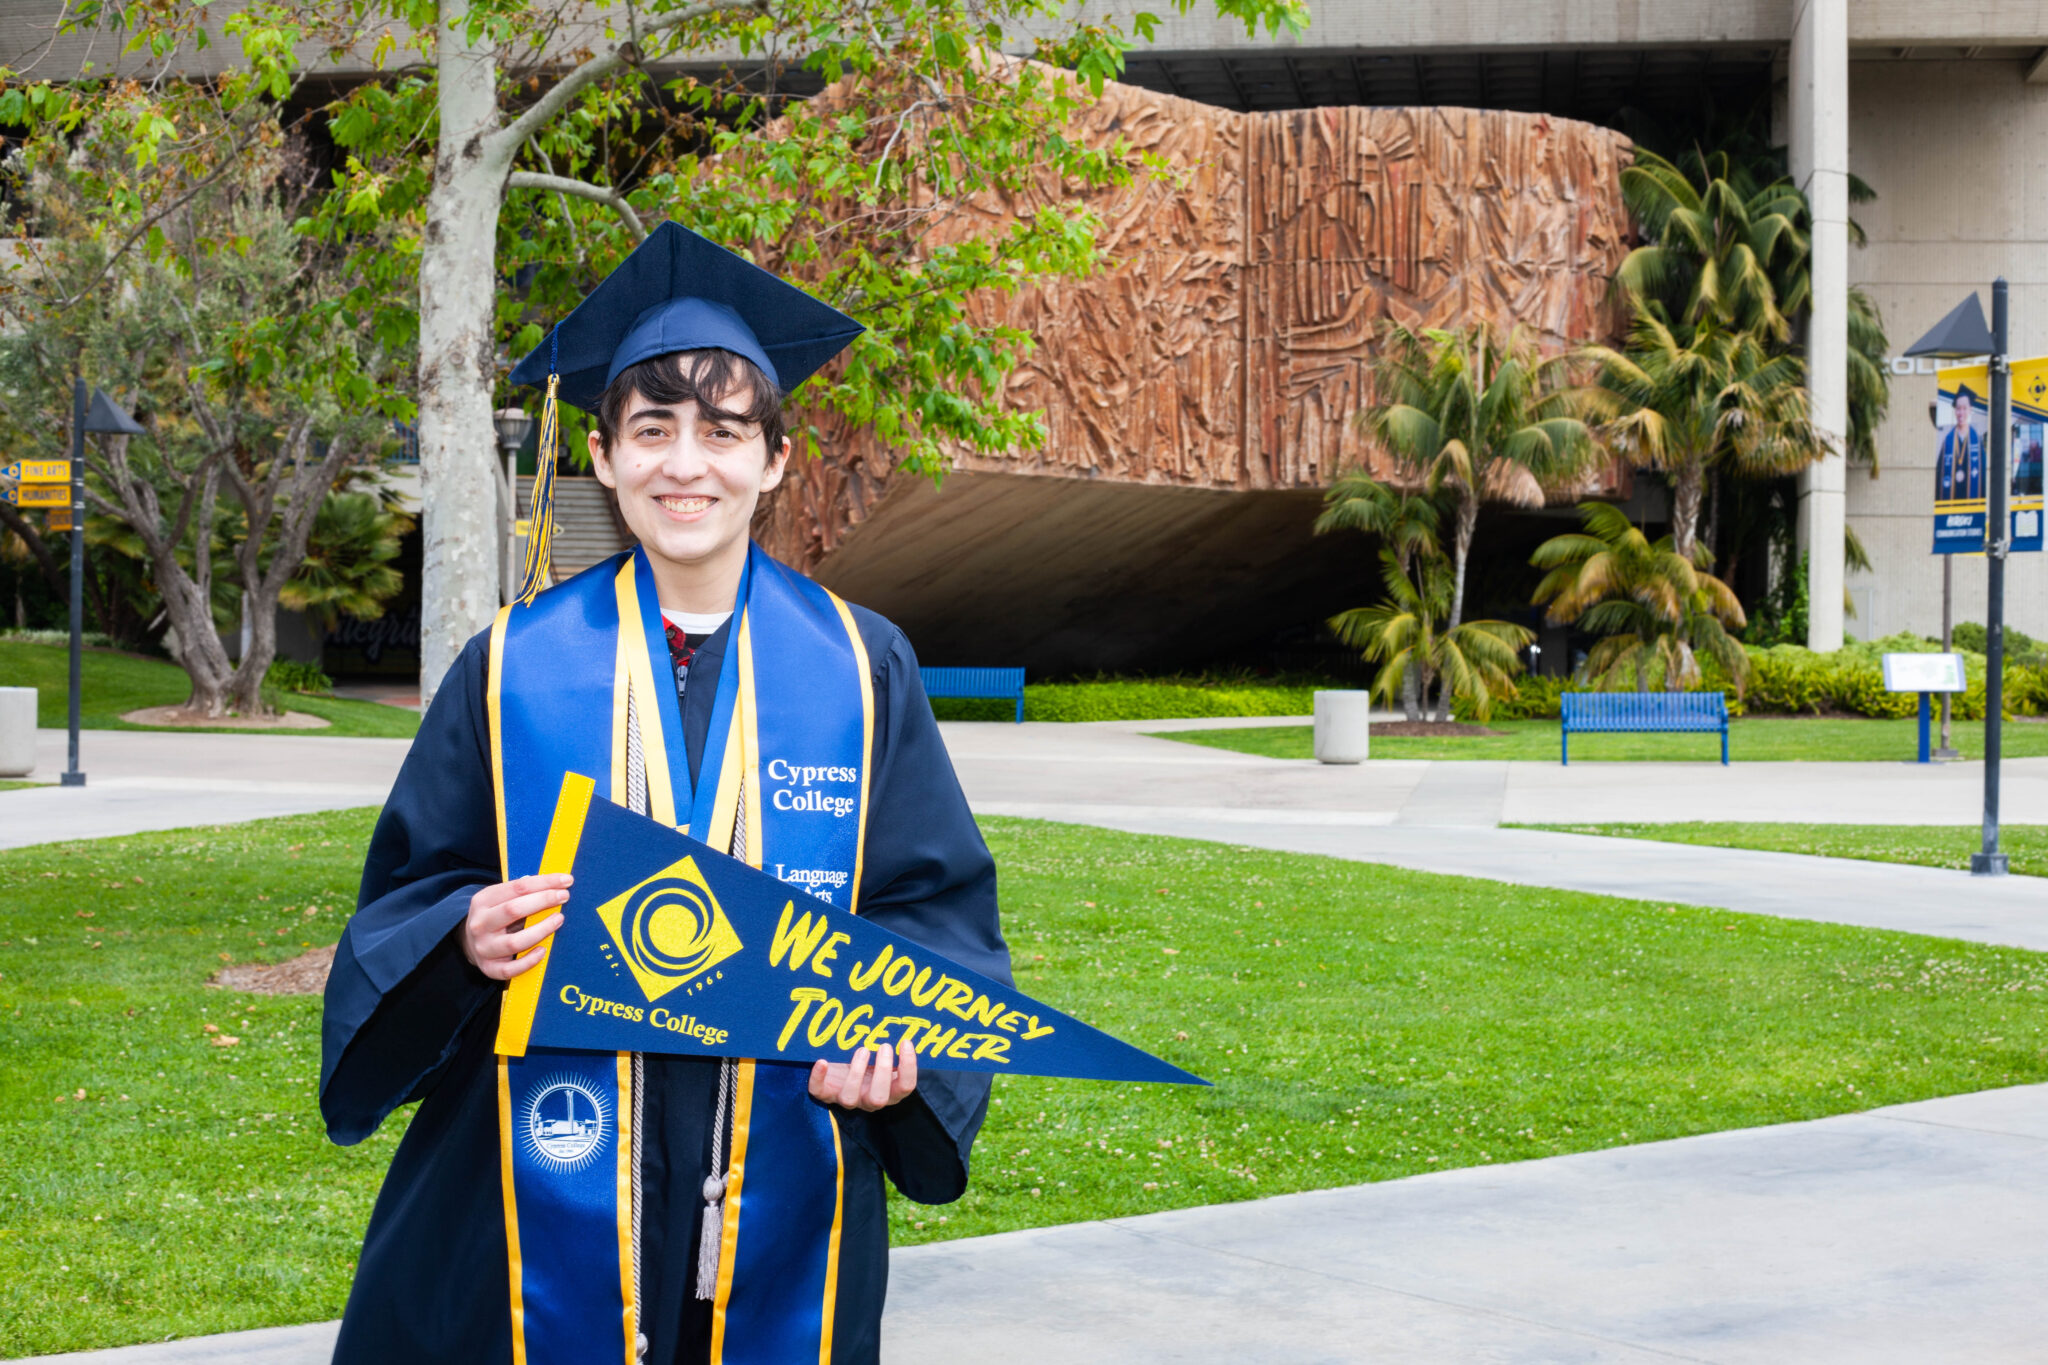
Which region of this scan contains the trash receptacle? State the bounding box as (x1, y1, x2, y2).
(1313, 690, 1370, 764)
(0, 686, 36, 778)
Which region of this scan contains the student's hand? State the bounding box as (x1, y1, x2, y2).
(809, 1043, 918, 1111)
(462, 874, 571, 980)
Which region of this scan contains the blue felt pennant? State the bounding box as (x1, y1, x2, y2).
(499, 774, 1206, 1087)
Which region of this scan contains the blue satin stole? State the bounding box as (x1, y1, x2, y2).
(488, 543, 876, 1365)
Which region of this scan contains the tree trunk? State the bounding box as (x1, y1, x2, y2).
(1394, 545, 1421, 722)
(156, 549, 238, 716)
(229, 581, 280, 715)
(1433, 492, 1479, 721)
(417, 4, 511, 707)
(1670, 464, 1705, 562)
(1446, 491, 1478, 634)
(1703, 472, 1722, 572)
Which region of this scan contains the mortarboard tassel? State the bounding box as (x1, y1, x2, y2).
(515, 332, 562, 605)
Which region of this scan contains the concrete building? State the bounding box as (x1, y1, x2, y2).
(10, 2, 2048, 668)
(1107, 0, 2048, 647)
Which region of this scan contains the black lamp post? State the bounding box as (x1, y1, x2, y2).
(1904, 285, 2008, 876)
(63, 381, 144, 788)
(492, 407, 535, 605)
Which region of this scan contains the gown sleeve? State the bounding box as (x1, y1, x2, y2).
(320, 631, 503, 1146)
(843, 611, 1012, 1204)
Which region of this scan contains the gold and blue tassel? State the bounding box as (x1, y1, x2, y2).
(516, 330, 561, 605)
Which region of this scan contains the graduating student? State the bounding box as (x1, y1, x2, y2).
(320, 223, 1010, 1365)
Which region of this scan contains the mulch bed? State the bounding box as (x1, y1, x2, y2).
(210, 944, 336, 995)
(1370, 720, 1504, 738)
(122, 705, 330, 729)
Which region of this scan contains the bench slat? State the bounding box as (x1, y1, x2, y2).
(1559, 691, 1729, 764)
(919, 666, 1027, 723)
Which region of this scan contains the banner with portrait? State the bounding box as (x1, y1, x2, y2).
(1934, 361, 2046, 554)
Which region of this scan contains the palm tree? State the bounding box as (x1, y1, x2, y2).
(1314, 471, 1446, 720)
(1331, 550, 1532, 724)
(1359, 322, 1597, 637)
(1580, 310, 1823, 563)
(1617, 145, 1892, 470)
(1314, 470, 1443, 579)
(280, 492, 413, 629)
(1531, 502, 1748, 693)
(1616, 147, 1808, 343)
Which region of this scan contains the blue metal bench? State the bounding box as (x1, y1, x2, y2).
(1560, 691, 1729, 765)
(920, 666, 1026, 723)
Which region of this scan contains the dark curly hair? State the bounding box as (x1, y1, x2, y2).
(593, 348, 786, 459)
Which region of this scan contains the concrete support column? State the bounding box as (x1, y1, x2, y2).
(1791, 0, 1849, 651)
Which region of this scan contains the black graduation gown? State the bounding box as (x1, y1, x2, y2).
(320, 607, 1009, 1364)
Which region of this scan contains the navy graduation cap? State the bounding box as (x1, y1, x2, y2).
(510, 221, 865, 412)
(505, 223, 865, 601)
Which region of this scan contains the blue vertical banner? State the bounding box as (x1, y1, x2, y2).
(1936, 361, 2046, 555)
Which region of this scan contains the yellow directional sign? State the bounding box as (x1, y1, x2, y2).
(2, 484, 68, 507)
(46, 506, 73, 531)
(0, 460, 68, 483)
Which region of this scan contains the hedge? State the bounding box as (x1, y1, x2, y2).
(928, 676, 1323, 723)
(923, 642, 2048, 725)
(1468, 632, 2048, 722)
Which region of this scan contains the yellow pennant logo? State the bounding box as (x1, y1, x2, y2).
(595, 855, 744, 1002)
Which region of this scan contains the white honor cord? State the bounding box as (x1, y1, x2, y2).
(632, 1051, 647, 1360)
(696, 1056, 735, 1300)
(697, 777, 747, 1301)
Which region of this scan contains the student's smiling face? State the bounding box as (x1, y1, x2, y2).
(588, 383, 790, 575)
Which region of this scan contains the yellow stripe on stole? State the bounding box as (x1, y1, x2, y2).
(709, 1059, 757, 1365)
(705, 712, 743, 854)
(489, 608, 531, 1363)
(735, 612, 764, 869)
(818, 593, 868, 1353)
(493, 774, 595, 1057)
(488, 605, 514, 881)
(498, 1056, 529, 1365)
(615, 1052, 638, 1365)
(613, 558, 679, 827)
(825, 592, 875, 917)
(818, 1110, 846, 1365)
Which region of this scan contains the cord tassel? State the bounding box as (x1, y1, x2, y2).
(696, 1057, 736, 1301)
(694, 1172, 726, 1301)
(515, 337, 561, 605)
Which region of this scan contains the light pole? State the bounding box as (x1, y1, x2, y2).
(492, 407, 535, 607)
(64, 382, 143, 788)
(1905, 286, 2009, 875)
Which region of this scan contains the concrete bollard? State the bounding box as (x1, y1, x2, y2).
(1312, 690, 1370, 764)
(0, 686, 36, 778)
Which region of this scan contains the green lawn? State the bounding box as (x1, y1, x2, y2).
(0, 641, 419, 739)
(1519, 821, 2048, 879)
(1153, 716, 2048, 763)
(10, 815, 2048, 1352)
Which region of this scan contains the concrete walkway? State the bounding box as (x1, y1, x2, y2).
(0, 730, 406, 850)
(7, 723, 2045, 948)
(8, 721, 2048, 1362)
(23, 1083, 2048, 1363)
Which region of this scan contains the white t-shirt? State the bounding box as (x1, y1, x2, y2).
(660, 608, 733, 638)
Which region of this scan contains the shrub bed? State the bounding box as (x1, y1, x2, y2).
(929, 674, 1328, 723)
(1458, 632, 2048, 723)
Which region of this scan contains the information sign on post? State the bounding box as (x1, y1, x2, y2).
(1883, 653, 1967, 764)
(0, 460, 69, 483)
(2, 483, 69, 507)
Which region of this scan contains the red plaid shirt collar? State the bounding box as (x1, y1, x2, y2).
(663, 618, 696, 670)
